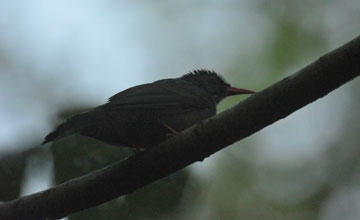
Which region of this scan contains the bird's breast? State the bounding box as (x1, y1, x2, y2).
(161, 107, 215, 132)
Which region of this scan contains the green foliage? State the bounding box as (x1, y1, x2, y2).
(0, 154, 26, 201)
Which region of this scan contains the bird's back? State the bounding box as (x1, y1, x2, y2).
(43, 78, 216, 148)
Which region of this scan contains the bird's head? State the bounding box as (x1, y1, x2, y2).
(181, 69, 255, 104)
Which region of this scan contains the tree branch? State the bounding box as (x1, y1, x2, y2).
(1, 35, 359, 220)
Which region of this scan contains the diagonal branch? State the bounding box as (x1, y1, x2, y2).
(1, 35, 359, 220)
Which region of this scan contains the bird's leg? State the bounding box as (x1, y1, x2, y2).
(131, 144, 144, 154)
(132, 148, 142, 154)
(162, 123, 178, 137)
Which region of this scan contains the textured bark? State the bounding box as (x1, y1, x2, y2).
(0, 35, 359, 220)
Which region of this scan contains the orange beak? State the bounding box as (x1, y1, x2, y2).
(226, 87, 256, 96)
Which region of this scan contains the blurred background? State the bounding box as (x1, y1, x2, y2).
(0, 0, 360, 219)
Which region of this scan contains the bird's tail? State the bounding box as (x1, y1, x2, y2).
(42, 113, 89, 144)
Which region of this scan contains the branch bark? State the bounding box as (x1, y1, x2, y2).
(1, 35, 359, 220)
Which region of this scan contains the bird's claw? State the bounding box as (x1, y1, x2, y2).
(163, 123, 178, 137)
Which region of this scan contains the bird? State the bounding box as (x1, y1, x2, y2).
(42, 69, 255, 149)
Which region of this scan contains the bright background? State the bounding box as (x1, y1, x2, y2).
(0, 1, 360, 219)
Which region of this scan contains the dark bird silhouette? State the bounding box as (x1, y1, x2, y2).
(42, 70, 255, 149)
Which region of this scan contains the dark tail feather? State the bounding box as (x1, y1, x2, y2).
(42, 123, 72, 144)
(42, 113, 88, 144)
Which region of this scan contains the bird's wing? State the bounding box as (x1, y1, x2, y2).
(96, 79, 213, 115)
(42, 79, 213, 144)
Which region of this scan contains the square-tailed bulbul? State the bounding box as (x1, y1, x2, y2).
(43, 70, 255, 149)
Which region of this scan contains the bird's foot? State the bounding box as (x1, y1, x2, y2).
(132, 146, 143, 154)
(163, 123, 178, 137)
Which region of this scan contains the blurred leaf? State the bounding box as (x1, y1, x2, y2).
(0, 153, 26, 201)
